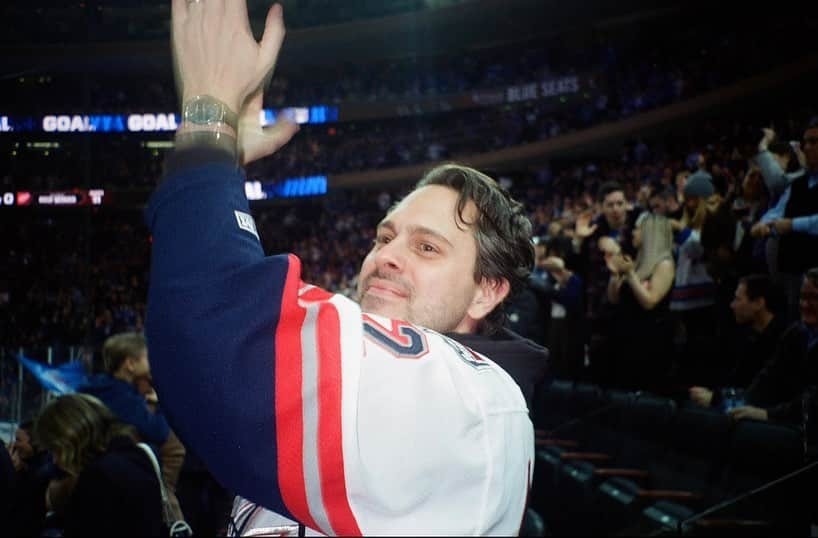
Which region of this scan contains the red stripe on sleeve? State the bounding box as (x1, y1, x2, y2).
(274, 254, 321, 531)
(316, 302, 362, 536)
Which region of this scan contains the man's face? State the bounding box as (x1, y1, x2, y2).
(602, 191, 627, 229)
(801, 278, 818, 327)
(357, 185, 484, 333)
(731, 282, 760, 325)
(130, 350, 151, 379)
(803, 127, 818, 171)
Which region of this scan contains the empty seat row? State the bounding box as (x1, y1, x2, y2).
(528, 380, 811, 536)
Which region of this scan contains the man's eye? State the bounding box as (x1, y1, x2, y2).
(375, 236, 392, 245)
(420, 243, 438, 253)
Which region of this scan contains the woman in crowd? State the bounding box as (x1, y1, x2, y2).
(669, 170, 722, 386)
(607, 213, 676, 391)
(33, 393, 164, 537)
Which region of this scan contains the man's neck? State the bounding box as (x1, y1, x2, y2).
(752, 311, 774, 334)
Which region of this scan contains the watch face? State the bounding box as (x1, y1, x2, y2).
(185, 97, 224, 125)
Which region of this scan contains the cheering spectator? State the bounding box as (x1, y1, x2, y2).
(752, 119, 818, 324)
(573, 181, 639, 385)
(755, 129, 804, 279)
(670, 170, 720, 385)
(756, 128, 804, 202)
(606, 213, 676, 391)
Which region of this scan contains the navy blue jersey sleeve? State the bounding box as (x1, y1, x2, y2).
(144, 149, 293, 516)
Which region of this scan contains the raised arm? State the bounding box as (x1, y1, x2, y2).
(145, 0, 299, 515)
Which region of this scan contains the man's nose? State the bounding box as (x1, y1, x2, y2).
(374, 239, 405, 272)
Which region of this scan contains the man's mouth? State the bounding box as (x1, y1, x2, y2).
(365, 278, 409, 299)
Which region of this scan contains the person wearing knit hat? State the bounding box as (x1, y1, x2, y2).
(684, 170, 715, 199)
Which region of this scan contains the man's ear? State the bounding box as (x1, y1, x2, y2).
(467, 277, 511, 322)
(123, 356, 137, 374)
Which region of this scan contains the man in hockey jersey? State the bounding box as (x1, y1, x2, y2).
(146, 1, 543, 535)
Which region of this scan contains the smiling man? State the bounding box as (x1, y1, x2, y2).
(145, 2, 538, 535)
(360, 168, 518, 335)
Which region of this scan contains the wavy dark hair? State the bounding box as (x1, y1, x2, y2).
(416, 164, 534, 334)
(34, 394, 136, 477)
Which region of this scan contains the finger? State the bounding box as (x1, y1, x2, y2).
(258, 4, 286, 79)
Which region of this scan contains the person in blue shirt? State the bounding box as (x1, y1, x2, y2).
(756, 128, 805, 205)
(752, 120, 818, 323)
(79, 332, 185, 520)
(80, 332, 169, 446)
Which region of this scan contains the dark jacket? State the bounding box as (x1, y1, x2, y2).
(745, 322, 818, 423)
(63, 436, 164, 537)
(726, 315, 787, 388)
(448, 327, 550, 409)
(505, 274, 554, 347)
(80, 374, 169, 445)
(779, 175, 818, 275)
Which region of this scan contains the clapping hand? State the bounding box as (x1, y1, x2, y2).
(541, 256, 566, 274)
(608, 253, 634, 275)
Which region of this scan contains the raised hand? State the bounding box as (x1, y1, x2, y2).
(612, 254, 634, 275)
(575, 211, 598, 239)
(172, 0, 287, 114)
(758, 127, 776, 151)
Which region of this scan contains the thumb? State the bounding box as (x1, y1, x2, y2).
(240, 119, 299, 166)
(262, 119, 300, 152)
